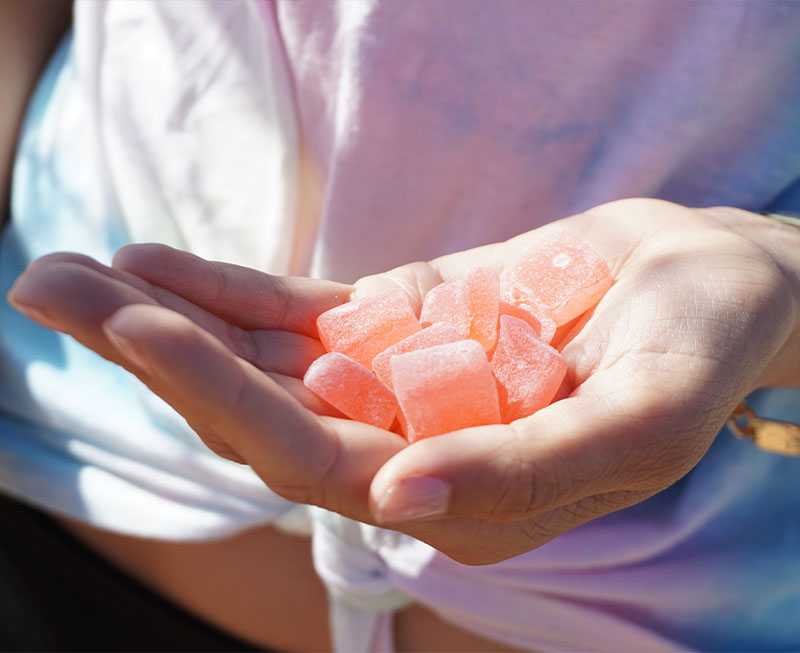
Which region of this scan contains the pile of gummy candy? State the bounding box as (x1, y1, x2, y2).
(304, 230, 612, 442)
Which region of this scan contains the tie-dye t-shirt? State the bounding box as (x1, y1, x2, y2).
(1, 2, 799, 650)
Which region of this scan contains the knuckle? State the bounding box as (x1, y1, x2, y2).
(617, 412, 718, 490)
(572, 489, 653, 522)
(261, 274, 292, 330)
(519, 511, 569, 545)
(224, 322, 260, 366)
(314, 421, 344, 497)
(263, 482, 314, 506)
(187, 423, 245, 464)
(207, 259, 230, 304)
(481, 427, 568, 521)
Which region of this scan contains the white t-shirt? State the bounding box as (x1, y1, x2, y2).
(1, 1, 799, 651)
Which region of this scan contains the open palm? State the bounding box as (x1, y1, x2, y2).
(8, 199, 798, 564)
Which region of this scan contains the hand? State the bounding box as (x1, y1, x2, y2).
(8, 199, 800, 564)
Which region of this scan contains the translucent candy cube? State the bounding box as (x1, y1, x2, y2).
(304, 352, 398, 430)
(316, 289, 421, 368)
(419, 266, 500, 351)
(391, 340, 501, 441)
(372, 322, 463, 390)
(498, 293, 557, 344)
(500, 230, 612, 326)
(490, 315, 567, 423)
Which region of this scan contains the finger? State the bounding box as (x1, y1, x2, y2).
(9, 257, 324, 378)
(8, 260, 332, 414)
(368, 376, 714, 526)
(18, 255, 257, 356)
(103, 304, 406, 520)
(402, 487, 654, 565)
(26, 251, 160, 295)
(9, 259, 163, 360)
(113, 243, 352, 336)
(353, 261, 442, 314)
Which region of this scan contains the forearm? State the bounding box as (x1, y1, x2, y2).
(0, 0, 71, 227)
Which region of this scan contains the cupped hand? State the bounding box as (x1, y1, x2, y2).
(8, 199, 800, 564)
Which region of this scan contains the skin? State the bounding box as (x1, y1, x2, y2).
(7, 200, 800, 562)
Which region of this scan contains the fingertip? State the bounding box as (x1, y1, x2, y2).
(8, 260, 89, 308)
(368, 426, 504, 523)
(102, 304, 207, 373)
(112, 242, 182, 274)
(6, 297, 63, 332)
(102, 304, 185, 372)
(373, 475, 452, 525)
(103, 302, 175, 335)
(103, 323, 153, 373)
(111, 243, 141, 269)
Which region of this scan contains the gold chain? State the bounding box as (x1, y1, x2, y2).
(727, 403, 800, 456)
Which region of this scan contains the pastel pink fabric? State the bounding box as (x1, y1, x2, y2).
(6, 1, 800, 652)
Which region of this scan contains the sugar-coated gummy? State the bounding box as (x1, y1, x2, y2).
(419, 266, 500, 351)
(391, 339, 501, 441)
(308, 234, 610, 437)
(372, 322, 463, 390)
(316, 289, 422, 368)
(304, 352, 398, 430)
(500, 229, 612, 326)
(490, 315, 567, 423)
(498, 294, 557, 344)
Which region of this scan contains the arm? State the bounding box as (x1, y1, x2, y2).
(0, 0, 71, 228)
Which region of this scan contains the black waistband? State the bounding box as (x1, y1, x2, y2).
(0, 492, 261, 652)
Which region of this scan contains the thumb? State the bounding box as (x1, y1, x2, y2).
(353, 261, 443, 313)
(368, 388, 702, 525)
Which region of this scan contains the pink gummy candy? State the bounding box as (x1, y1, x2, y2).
(316, 289, 422, 368)
(304, 352, 398, 430)
(500, 230, 612, 326)
(498, 294, 557, 344)
(372, 322, 463, 390)
(490, 315, 567, 423)
(391, 340, 501, 442)
(419, 266, 500, 351)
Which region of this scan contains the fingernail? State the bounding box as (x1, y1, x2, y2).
(9, 301, 62, 331)
(103, 324, 152, 373)
(375, 476, 451, 524)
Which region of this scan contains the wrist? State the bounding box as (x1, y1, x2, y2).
(722, 208, 800, 387)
